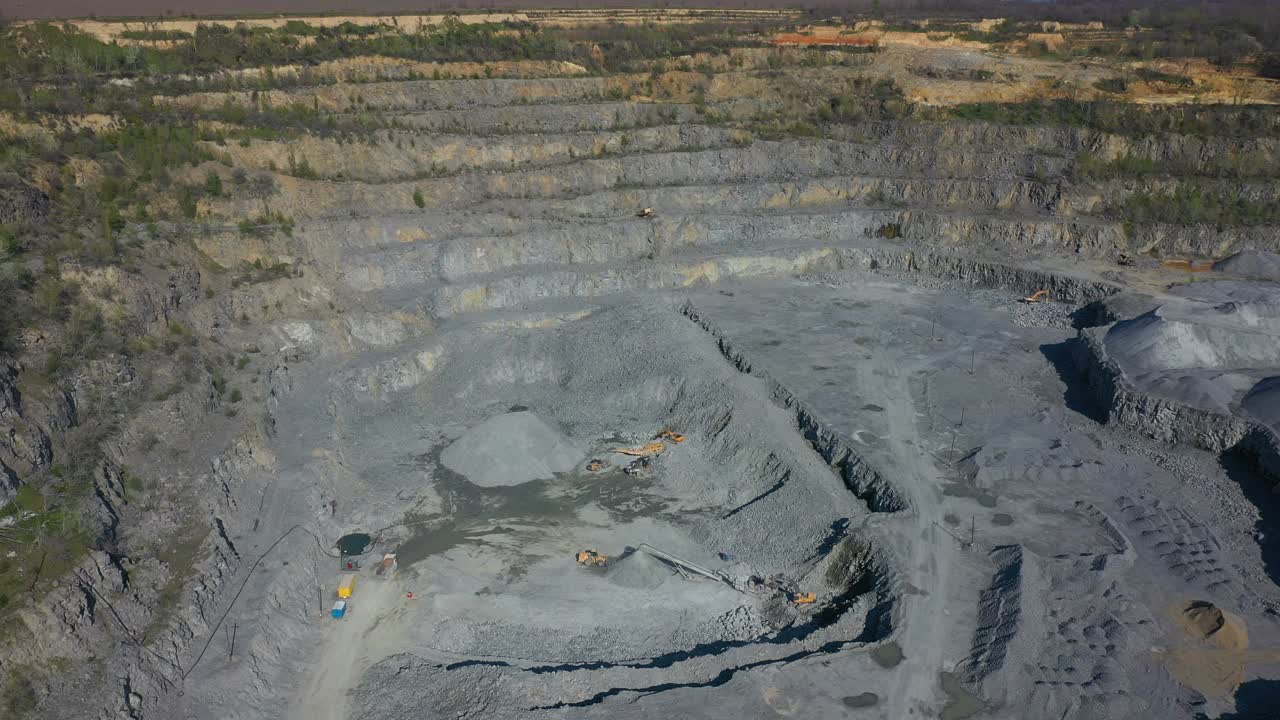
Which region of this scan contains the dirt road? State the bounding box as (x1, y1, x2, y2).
(291, 574, 403, 720)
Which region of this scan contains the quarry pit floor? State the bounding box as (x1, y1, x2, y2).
(183, 271, 1280, 720)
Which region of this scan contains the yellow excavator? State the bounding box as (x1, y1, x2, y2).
(614, 441, 666, 457)
(1021, 289, 1050, 303)
(614, 430, 686, 457)
(576, 549, 608, 567)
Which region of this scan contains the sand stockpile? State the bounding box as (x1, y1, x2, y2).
(1161, 599, 1275, 700)
(441, 411, 583, 487)
(1177, 600, 1249, 651)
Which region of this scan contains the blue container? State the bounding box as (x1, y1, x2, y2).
(331, 600, 347, 619)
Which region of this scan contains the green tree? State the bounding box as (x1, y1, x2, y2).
(204, 172, 223, 197)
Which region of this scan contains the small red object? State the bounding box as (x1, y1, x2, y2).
(406, 592, 413, 599)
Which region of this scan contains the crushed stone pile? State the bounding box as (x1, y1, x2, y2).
(1212, 249, 1280, 282)
(716, 605, 771, 641)
(1242, 377, 1280, 431)
(1103, 282, 1280, 414)
(1105, 305, 1279, 376)
(606, 550, 676, 590)
(441, 411, 583, 487)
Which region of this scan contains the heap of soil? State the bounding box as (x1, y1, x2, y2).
(1178, 600, 1249, 651)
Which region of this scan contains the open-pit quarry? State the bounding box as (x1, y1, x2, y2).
(4, 12, 1280, 720)
(173, 70, 1280, 716)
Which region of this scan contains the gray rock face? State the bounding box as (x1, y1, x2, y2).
(0, 175, 50, 226)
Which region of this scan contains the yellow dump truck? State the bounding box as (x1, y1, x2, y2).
(337, 574, 357, 599)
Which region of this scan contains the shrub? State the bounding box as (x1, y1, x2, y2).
(1134, 67, 1193, 87)
(875, 223, 902, 239)
(177, 185, 199, 219)
(1094, 77, 1129, 94)
(204, 172, 223, 197)
(413, 189, 425, 208)
(1260, 53, 1280, 80)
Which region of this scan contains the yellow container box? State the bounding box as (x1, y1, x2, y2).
(337, 574, 356, 599)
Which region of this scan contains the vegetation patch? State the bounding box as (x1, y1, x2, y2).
(1093, 77, 1130, 94)
(1111, 183, 1280, 228)
(141, 523, 210, 645)
(1134, 67, 1194, 87)
(943, 101, 1280, 138)
(1075, 151, 1275, 180)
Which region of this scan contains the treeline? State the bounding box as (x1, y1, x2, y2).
(0, 18, 566, 83)
(0, 17, 777, 100)
(807, 0, 1279, 64)
(555, 21, 769, 71)
(173, 17, 565, 70)
(943, 100, 1280, 139)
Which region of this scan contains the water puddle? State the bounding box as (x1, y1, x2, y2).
(842, 692, 879, 709)
(394, 445, 673, 566)
(335, 533, 373, 556)
(870, 641, 904, 668)
(942, 482, 998, 508)
(939, 672, 985, 720)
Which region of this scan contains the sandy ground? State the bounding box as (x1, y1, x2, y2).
(290, 574, 403, 720)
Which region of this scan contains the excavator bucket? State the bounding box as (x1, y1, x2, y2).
(656, 430, 685, 443)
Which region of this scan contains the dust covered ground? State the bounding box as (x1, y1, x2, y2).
(176, 268, 1280, 720)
